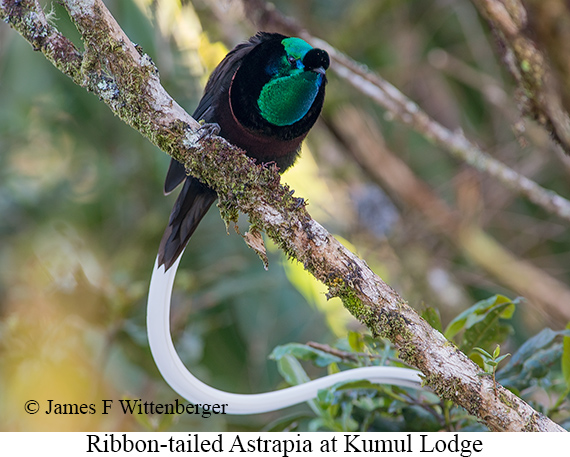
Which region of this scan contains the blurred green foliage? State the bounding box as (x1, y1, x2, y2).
(274, 297, 570, 431)
(1, 0, 570, 431)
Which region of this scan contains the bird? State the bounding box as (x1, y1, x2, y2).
(147, 33, 425, 413)
(157, 32, 330, 270)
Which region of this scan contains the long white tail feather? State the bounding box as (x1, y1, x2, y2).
(147, 254, 424, 414)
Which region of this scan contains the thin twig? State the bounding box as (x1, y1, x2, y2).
(471, 0, 570, 152)
(307, 341, 398, 364)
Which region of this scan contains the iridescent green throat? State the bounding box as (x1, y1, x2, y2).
(257, 71, 321, 126)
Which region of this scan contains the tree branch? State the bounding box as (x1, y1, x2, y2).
(471, 0, 570, 153)
(0, 0, 565, 431)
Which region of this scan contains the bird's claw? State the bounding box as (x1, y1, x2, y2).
(197, 122, 221, 140)
(288, 190, 305, 208)
(294, 197, 305, 208)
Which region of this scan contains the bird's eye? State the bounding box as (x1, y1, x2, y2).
(287, 55, 297, 66)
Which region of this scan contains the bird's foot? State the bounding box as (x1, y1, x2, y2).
(294, 197, 305, 208)
(197, 122, 221, 140)
(288, 189, 306, 208)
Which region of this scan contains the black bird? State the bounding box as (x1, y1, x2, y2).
(158, 32, 330, 270)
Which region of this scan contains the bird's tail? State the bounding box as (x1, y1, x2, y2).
(147, 255, 424, 415)
(158, 177, 217, 270)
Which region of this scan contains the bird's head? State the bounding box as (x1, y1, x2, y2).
(257, 36, 329, 127)
(231, 33, 330, 129)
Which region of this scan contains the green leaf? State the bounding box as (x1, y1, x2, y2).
(473, 347, 492, 360)
(347, 331, 365, 353)
(276, 355, 321, 416)
(493, 354, 510, 365)
(497, 328, 570, 391)
(328, 362, 341, 375)
(509, 345, 561, 383)
(444, 295, 516, 341)
(316, 387, 336, 407)
(339, 401, 358, 432)
(493, 345, 501, 359)
(421, 306, 443, 333)
(499, 328, 570, 378)
(276, 354, 310, 386)
(460, 302, 514, 355)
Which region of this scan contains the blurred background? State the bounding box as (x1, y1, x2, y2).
(1, 0, 570, 431)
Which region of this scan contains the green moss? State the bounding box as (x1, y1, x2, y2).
(217, 200, 240, 230)
(523, 413, 540, 432)
(326, 276, 416, 355)
(423, 372, 490, 423)
(512, 38, 544, 92)
(498, 390, 516, 409)
(520, 60, 531, 73)
(338, 286, 366, 318)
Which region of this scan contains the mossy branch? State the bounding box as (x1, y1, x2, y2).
(0, 0, 565, 431)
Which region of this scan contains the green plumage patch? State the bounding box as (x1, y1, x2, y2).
(257, 37, 322, 126)
(258, 71, 321, 126)
(282, 37, 313, 60)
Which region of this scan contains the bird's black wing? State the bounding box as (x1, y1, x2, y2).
(159, 35, 272, 269)
(163, 35, 265, 195)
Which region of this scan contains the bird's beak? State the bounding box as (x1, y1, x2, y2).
(311, 66, 326, 75)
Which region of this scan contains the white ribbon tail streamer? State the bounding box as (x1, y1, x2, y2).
(147, 254, 424, 414)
